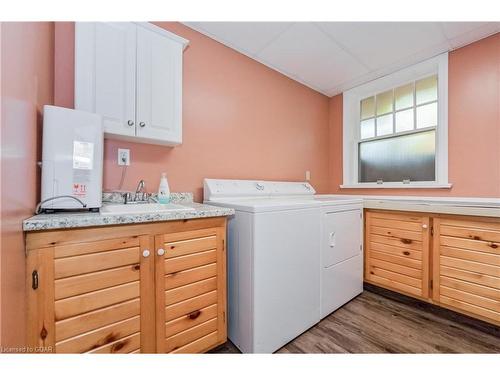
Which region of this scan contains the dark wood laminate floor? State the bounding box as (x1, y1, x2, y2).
(211, 288, 500, 354)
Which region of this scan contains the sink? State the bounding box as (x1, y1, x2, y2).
(100, 203, 195, 215)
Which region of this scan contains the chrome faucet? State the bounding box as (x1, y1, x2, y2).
(136, 179, 146, 194)
(123, 180, 150, 204)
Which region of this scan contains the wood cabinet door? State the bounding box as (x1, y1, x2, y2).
(135, 24, 183, 145)
(75, 22, 137, 137)
(154, 225, 227, 353)
(365, 210, 431, 299)
(27, 234, 156, 353)
(433, 218, 500, 325)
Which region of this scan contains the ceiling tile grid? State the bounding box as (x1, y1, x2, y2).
(183, 22, 500, 97)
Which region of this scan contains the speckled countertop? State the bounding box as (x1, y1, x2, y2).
(23, 192, 234, 232)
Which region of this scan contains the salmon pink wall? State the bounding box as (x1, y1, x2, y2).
(0, 22, 54, 348)
(54, 22, 331, 202)
(329, 33, 500, 198)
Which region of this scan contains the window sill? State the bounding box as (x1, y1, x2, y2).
(340, 183, 453, 189)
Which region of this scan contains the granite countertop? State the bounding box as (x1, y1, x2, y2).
(23, 192, 235, 232)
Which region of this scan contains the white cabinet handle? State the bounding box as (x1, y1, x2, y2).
(157, 248, 165, 256)
(422, 224, 428, 229)
(142, 249, 150, 258)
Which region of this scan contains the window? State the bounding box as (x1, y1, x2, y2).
(342, 53, 450, 189)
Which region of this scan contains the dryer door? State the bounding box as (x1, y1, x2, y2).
(322, 209, 362, 267)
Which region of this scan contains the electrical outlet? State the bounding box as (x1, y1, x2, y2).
(305, 170, 311, 181)
(118, 148, 130, 166)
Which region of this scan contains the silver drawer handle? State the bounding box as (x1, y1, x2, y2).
(157, 248, 165, 256)
(139, 122, 146, 127)
(142, 249, 150, 258)
(127, 120, 134, 126)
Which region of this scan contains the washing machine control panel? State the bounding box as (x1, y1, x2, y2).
(204, 179, 315, 199)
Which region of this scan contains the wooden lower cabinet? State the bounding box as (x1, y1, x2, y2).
(432, 217, 500, 325)
(154, 226, 227, 353)
(365, 210, 430, 299)
(365, 209, 499, 326)
(25, 217, 227, 353)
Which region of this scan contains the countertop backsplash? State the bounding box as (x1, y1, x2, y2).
(102, 191, 194, 204)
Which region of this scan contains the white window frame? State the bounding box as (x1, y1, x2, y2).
(341, 53, 451, 189)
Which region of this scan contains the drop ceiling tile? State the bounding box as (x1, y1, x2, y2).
(443, 22, 499, 49)
(317, 22, 449, 70)
(184, 22, 293, 55)
(440, 22, 490, 39)
(325, 41, 450, 97)
(256, 22, 368, 92)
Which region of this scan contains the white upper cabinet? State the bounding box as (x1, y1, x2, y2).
(75, 22, 188, 146)
(136, 26, 183, 144)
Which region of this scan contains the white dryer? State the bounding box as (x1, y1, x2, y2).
(204, 179, 321, 353)
(314, 196, 364, 319)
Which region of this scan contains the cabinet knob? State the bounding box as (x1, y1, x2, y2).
(157, 248, 165, 256)
(127, 120, 134, 126)
(139, 122, 146, 127)
(422, 224, 428, 229)
(142, 249, 150, 258)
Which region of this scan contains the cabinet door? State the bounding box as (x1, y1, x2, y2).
(136, 25, 183, 145)
(433, 218, 500, 325)
(322, 209, 362, 267)
(154, 226, 227, 353)
(365, 210, 430, 299)
(75, 22, 137, 137)
(27, 234, 155, 353)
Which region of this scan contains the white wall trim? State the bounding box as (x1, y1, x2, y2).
(135, 22, 189, 49)
(340, 183, 452, 189)
(342, 52, 449, 188)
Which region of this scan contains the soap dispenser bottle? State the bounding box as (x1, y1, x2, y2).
(158, 172, 170, 204)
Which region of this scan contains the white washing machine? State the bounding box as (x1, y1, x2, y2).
(204, 179, 363, 352)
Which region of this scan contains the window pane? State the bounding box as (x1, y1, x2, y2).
(361, 97, 375, 120)
(376, 114, 393, 136)
(376, 90, 393, 115)
(395, 83, 413, 110)
(395, 109, 414, 133)
(359, 130, 436, 183)
(360, 118, 375, 139)
(416, 102, 438, 128)
(416, 75, 437, 104)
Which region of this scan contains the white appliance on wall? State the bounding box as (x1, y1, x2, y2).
(40, 105, 103, 212)
(204, 179, 363, 353)
(74, 22, 189, 146)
